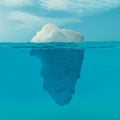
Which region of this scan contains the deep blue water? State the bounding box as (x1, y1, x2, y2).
(0, 42, 120, 120)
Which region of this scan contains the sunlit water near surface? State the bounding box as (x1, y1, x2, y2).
(0, 42, 120, 120)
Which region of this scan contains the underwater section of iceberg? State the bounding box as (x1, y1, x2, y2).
(30, 48, 84, 106)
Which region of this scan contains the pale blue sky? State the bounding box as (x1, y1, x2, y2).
(0, 0, 120, 42)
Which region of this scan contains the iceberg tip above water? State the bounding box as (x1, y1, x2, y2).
(31, 23, 84, 43)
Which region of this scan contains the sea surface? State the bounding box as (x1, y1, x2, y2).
(0, 42, 120, 120)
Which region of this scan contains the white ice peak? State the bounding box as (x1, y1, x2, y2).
(31, 24, 84, 43)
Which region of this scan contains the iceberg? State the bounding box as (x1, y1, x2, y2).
(30, 24, 84, 106)
(31, 24, 84, 43)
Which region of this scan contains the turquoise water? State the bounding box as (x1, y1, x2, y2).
(0, 42, 120, 120)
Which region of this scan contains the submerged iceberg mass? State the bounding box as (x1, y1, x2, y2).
(30, 49, 84, 106)
(30, 24, 84, 106)
(31, 24, 84, 43)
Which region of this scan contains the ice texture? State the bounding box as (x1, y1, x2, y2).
(30, 48, 84, 106)
(31, 24, 84, 43)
